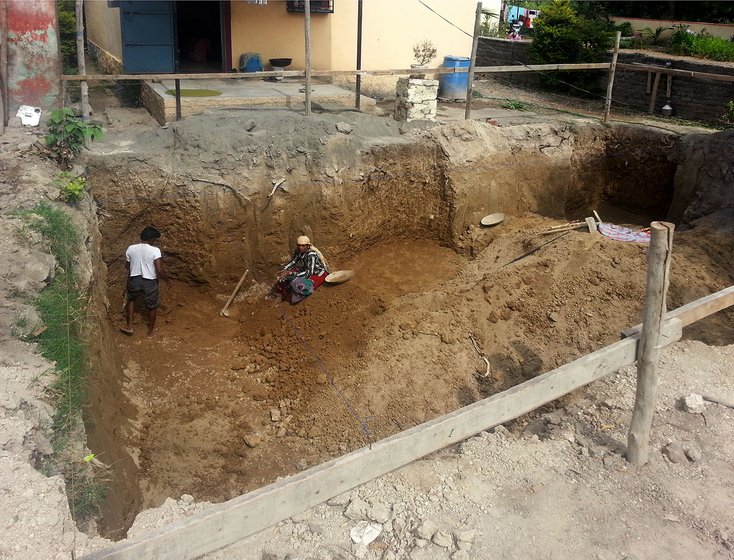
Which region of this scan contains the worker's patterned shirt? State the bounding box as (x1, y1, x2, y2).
(282, 249, 326, 278)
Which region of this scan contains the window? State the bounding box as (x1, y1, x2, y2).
(286, 1, 334, 14)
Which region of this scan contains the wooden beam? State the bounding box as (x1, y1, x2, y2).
(75, 0, 90, 121)
(80, 319, 683, 560)
(465, 2, 482, 120)
(303, 0, 312, 117)
(627, 222, 675, 466)
(603, 32, 621, 122)
(59, 63, 612, 82)
(621, 285, 734, 339)
(618, 62, 734, 84)
(648, 71, 661, 114)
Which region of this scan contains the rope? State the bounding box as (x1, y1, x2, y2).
(280, 307, 373, 445)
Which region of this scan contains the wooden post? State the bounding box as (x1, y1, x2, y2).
(75, 0, 90, 121)
(0, 0, 7, 134)
(627, 221, 675, 466)
(304, 0, 312, 117)
(355, 0, 363, 110)
(464, 2, 482, 120)
(175, 79, 182, 121)
(603, 31, 621, 122)
(648, 71, 661, 114)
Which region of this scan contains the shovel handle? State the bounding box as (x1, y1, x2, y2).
(221, 269, 249, 314)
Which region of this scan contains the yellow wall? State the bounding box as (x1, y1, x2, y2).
(85, 0, 122, 61)
(230, 0, 332, 70)
(330, 0, 494, 71)
(230, 0, 497, 71)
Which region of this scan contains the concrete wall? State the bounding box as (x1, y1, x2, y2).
(610, 17, 734, 40)
(84, 0, 123, 72)
(5, 0, 61, 113)
(476, 37, 734, 124)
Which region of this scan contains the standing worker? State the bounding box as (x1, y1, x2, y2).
(274, 235, 329, 304)
(121, 226, 171, 337)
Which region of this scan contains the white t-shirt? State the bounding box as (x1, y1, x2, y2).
(126, 243, 162, 280)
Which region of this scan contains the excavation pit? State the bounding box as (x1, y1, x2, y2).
(83, 110, 734, 536)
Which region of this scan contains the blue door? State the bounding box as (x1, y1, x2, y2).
(120, 1, 175, 73)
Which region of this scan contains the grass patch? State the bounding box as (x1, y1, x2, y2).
(501, 99, 534, 111)
(16, 202, 106, 522)
(164, 88, 222, 97)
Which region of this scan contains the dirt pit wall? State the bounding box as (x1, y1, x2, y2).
(82, 111, 734, 537)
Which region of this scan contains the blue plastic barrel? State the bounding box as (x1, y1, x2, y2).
(438, 55, 470, 100)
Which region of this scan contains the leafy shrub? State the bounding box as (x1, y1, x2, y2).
(53, 171, 88, 203)
(722, 101, 734, 125)
(44, 108, 103, 169)
(668, 24, 734, 61)
(529, 0, 612, 94)
(57, 0, 77, 73)
(615, 21, 634, 37)
(642, 25, 673, 45)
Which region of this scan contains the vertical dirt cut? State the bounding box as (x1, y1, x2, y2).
(82, 113, 734, 537)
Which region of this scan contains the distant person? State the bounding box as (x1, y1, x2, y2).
(189, 36, 212, 63)
(273, 236, 329, 304)
(121, 226, 171, 337)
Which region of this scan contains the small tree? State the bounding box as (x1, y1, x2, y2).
(529, 0, 612, 94)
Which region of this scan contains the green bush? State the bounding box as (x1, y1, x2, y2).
(44, 108, 103, 169)
(57, 0, 77, 73)
(615, 21, 634, 37)
(722, 101, 734, 125)
(529, 0, 613, 94)
(53, 171, 88, 203)
(668, 24, 734, 61)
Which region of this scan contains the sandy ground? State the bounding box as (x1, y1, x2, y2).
(0, 80, 733, 560)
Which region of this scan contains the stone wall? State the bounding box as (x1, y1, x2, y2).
(394, 78, 439, 122)
(476, 37, 734, 123)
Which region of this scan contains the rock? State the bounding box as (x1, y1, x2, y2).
(432, 530, 453, 548)
(243, 434, 261, 448)
(296, 459, 308, 471)
(454, 529, 475, 543)
(413, 538, 429, 548)
(548, 312, 560, 322)
(452, 551, 470, 560)
(684, 447, 702, 462)
(336, 122, 353, 134)
(244, 119, 256, 131)
(681, 394, 705, 414)
(327, 493, 351, 507)
(270, 409, 281, 422)
(345, 498, 370, 520)
(492, 425, 513, 438)
(349, 521, 382, 544)
(415, 519, 438, 540)
(662, 442, 689, 464)
(291, 512, 308, 523)
(367, 501, 391, 523)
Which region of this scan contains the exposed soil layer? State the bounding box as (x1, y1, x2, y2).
(83, 110, 734, 536)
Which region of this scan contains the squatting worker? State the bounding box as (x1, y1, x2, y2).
(274, 235, 329, 304)
(121, 226, 171, 337)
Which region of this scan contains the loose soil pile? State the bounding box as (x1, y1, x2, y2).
(82, 109, 734, 536)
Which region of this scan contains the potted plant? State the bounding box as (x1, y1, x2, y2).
(411, 40, 437, 78)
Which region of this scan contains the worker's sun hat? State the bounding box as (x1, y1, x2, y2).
(297, 235, 311, 245)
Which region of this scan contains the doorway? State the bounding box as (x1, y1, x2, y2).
(175, 1, 226, 72)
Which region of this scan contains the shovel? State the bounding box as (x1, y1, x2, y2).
(220, 269, 249, 317)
